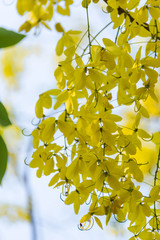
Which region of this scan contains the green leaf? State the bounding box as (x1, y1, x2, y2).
(0, 102, 11, 126)
(0, 28, 25, 48)
(152, 132, 160, 145)
(94, 216, 103, 229)
(0, 135, 8, 184)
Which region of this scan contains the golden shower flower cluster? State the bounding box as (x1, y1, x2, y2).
(17, 0, 160, 239)
(17, 0, 73, 32)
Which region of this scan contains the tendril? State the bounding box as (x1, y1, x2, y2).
(134, 102, 141, 113)
(142, 134, 153, 142)
(85, 194, 92, 205)
(60, 192, 65, 202)
(114, 214, 127, 223)
(31, 118, 41, 126)
(120, 142, 130, 149)
(78, 217, 94, 231)
(62, 183, 70, 197)
(22, 128, 32, 136)
(24, 158, 30, 166)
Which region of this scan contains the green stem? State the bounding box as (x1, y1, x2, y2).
(115, 26, 120, 44)
(75, 30, 88, 51)
(135, 218, 154, 237)
(154, 20, 158, 58)
(81, 21, 112, 58)
(85, 0, 92, 61)
(153, 148, 160, 230)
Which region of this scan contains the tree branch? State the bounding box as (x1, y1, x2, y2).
(153, 148, 160, 230)
(103, 0, 150, 33)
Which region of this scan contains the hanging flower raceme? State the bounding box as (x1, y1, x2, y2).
(16, 0, 160, 238)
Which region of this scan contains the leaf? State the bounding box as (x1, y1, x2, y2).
(139, 105, 150, 118)
(65, 191, 77, 205)
(48, 173, 59, 186)
(136, 7, 148, 24)
(106, 208, 111, 225)
(66, 157, 79, 180)
(0, 135, 8, 184)
(128, 237, 136, 240)
(94, 216, 103, 229)
(138, 129, 151, 139)
(74, 196, 80, 214)
(55, 23, 64, 33)
(54, 67, 66, 90)
(45, 89, 61, 96)
(75, 54, 84, 68)
(32, 129, 39, 149)
(152, 132, 160, 145)
(138, 229, 153, 240)
(71, 143, 76, 160)
(44, 158, 54, 176)
(80, 213, 91, 223)
(149, 7, 160, 19)
(40, 94, 52, 109)
(116, 209, 126, 222)
(56, 38, 64, 56)
(74, 68, 86, 90)
(150, 186, 160, 201)
(135, 46, 142, 60)
(103, 38, 121, 55)
(54, 181, 65, 188)
(141, 203, 151, 217)
(57, 90, 69, 103)
(57, 5, 70, 16)
(132, 189, 143, 200)
(129, 160, 144, 182)
(0, 28, 25, 48)
(35, 99, 43, 118)
(67, 30, 82, 35)
(17, 0, 35, 15)
(107, 175, 121, 190)
(107, 0, 117, 9)
(82, 0, 91, 8)
(0, 102, 11, 126)
(41, 118, 55, 142)
(127, 0, 140, 10)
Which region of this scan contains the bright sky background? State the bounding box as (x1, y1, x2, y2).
(0, 1, 131, 240)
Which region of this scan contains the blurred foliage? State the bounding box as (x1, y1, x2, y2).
(1, 47, 27, 89)
(0, 27, 25, 183)
(0, 204, 30, 222)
